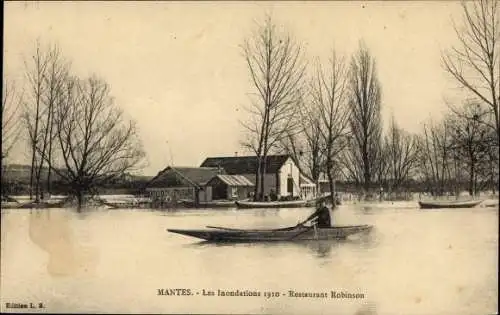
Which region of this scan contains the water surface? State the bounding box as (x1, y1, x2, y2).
(1, 202, 498, 314)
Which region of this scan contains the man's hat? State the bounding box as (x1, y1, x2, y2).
(315, 198, 324, 206)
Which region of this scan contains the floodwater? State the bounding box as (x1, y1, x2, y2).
(1, 202, 498, 315)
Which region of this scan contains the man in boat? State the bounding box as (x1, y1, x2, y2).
(301, 199, 332, 228)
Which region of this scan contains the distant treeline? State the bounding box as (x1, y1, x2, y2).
(1, 164, 152, 196)
(241, 8, 499, 202)
(2, 163, 496, 197)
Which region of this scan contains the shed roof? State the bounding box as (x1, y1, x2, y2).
(147, 167, 224, 188)
(200, 155, 290, 174)
(211, 174, 254, 187)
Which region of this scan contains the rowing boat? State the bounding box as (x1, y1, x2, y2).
(102, 201, 138, 209)
(418, 199, 483, 209)
(180, 200, 236, 208)
(235, 200, 311, 209)
(1, 202, 21, 209)
(167, 224, 373, 242)
(102, 199, 152, 209)
(17, 198, 69, 209)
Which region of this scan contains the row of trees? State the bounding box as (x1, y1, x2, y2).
(240, 15, 392, 203)
(241, 1, 499, 202)
(2, 42, 145, 208)
(414, 0, 499, 197)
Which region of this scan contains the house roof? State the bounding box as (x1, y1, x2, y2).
(147, 167, 224, 188)
(200, 155, 290, 174)
(209, 174, 254, 187)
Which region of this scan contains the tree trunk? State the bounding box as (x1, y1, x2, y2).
(253, 162, 260, 201)
(468, 162, 475, 197)
(46, 112, 54, 195)
(76, 189, 84, 212)
(327, 171, 336, 209)
(29, 152, 36, 201)
(260, 155, 267, 201)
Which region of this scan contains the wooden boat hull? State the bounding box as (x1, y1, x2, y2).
(180, 200, 236, 208)
(235, 200, 311, 209)
(1, 202, 21, 209)
(418, 200, 483, 209)
(17, 199, 68, 209)
(102, 200, 152, 209)
(167, 224, 373, 242)
(103, 201, 134, 209)
(484, 203, 498, 208)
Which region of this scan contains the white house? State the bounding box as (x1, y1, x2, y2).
(200, 154, 303, 199)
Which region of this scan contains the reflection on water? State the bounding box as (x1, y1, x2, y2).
(188, 238, 374, 259)
(1, 203, 498, 315)
(27, 210, 99, 277)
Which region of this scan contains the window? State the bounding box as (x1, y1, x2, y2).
(232, 187, 238, 198)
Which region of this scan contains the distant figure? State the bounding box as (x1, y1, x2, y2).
(334, 193, 341, 206)
(269, 189, 277, 201)
(304, 199, 332, 228)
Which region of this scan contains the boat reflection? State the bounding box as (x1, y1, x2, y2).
(183, 232, 377, 258)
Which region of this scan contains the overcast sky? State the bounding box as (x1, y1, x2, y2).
(4, 1, 463, 176)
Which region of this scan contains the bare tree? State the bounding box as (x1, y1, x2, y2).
(416, 120, 453, 196)
(2, 79, 23, 199)
(384, 115, 418, 197)
(38, 76, 145, 209)
(448, 103, 496, 196)
(2, 78, 23, 161)
(442, 0, 500, 142)
(241, 15, 306, 200)
(310, 52, 350, 206)
(345, 42, 383, 195)
(23, 42, 69, 201)
(278, 95, 325, 192)
(23, 42, 50, 201)
(41, 46, 69, 196)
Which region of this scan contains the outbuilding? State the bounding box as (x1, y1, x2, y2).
(205, 174, 254, 200)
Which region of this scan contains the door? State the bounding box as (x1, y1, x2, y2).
(287, 177, 294, 196)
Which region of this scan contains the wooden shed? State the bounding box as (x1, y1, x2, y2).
(146, 167, 223, 205)
(206, 174, 254, 200)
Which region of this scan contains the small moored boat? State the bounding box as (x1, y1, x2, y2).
(102, 201, 136, 209)
(17, 198, 69, 209)
(180, 200, 236, 208)
(235, 199, 311, 209)
(418, 199, 483, 209)
(102, 200, 152, 209)
(167, 224, 373, 242)
(1, 201, 21, 209)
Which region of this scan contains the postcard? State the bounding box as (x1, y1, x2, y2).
(2, 1, 498, 315)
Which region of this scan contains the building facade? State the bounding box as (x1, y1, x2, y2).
(206, 174, 254, 200)
(299, 174, 317, 200)
(200, 155, 302, 199)
(145, 167, 222, 205)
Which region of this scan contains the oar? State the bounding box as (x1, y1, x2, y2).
(206, 226, 245, 231)
(207, 225, 298, 232)
(286, 223, 317, 241)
